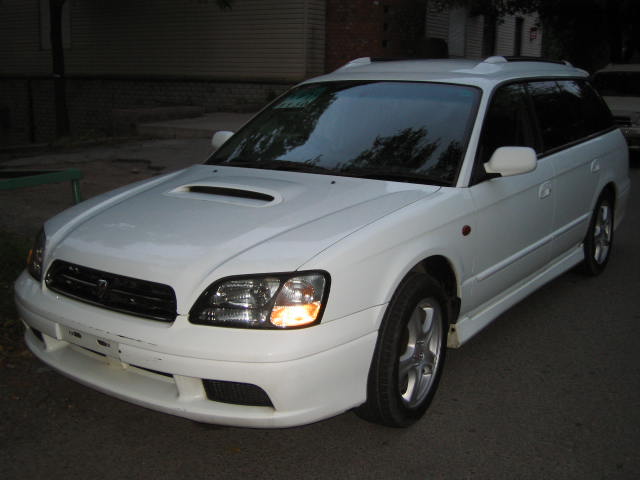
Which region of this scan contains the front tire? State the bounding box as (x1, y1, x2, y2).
(581, 195, 614, 276)
(356, 273, 448, 427)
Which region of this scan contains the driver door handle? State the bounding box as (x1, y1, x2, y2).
(538, 181, 552, 199)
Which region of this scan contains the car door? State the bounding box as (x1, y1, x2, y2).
(527, 79, 613, 258)
(467, 82, 555, 311)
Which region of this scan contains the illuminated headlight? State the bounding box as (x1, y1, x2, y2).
(27, 228, 46, 282)
(189, 272, 330, 329)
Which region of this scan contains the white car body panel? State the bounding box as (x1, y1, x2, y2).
(19, 299, 380, 428)
(46, 165, 436, 314)
(467, 154, 555, 310)
(302, 187, 476, 321)
(550, 132, 613, 256)
(15, 57, 631, 427)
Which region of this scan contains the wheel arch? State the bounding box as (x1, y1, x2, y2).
(599, 181, 616, 206)
(408, 255, 461, 324)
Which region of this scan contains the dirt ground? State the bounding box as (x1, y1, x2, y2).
(0, 138, 213, 238)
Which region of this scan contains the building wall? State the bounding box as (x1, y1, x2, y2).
(325, 0, 426, 71)
(0, 77, 290, 145)
(520, 15, 543, 57)
(1, 0, 325, 81)
(424, 3, 542, 59)
(425, 3, 449, 41)
(0, 0, 546, 146)
(465, 14, 484, 58)
(0, 80, 54, 146)
(0, 1, 51, 76)
(0, 0, 324, 145)
(447, 7, 467, 57)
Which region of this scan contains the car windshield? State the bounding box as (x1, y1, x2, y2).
(206, 81, 480, 186)
(593, 71, 640, 97)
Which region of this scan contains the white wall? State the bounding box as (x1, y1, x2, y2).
(425, 1, 542, 59)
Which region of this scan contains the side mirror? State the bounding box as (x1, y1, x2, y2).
(211, 131, 234, 150)
(484, 146, 537, 177)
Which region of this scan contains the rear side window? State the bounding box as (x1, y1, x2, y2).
(527, 81, 571, 149)
(572, 80, 614, 134)
(527, 80, 613, 152)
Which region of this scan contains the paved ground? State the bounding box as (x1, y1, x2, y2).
(1, 142, 639, 479)
(137, 112, 253, 139)
(0, 138, 215, 238)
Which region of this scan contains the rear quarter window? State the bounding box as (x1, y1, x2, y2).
(527, 79, 613, 152)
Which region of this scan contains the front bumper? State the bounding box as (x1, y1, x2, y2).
(15, 271, 381, 428)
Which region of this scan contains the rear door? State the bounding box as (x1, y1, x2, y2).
(468, 83, 554, 310)
(527, 79, 615, 258)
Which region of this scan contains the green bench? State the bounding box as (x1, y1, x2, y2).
(0, 169, 83, 204)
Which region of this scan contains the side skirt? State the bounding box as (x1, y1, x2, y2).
(447, 244, 584, 348)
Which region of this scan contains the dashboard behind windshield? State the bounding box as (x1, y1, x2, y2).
(207, 81, 481, 186)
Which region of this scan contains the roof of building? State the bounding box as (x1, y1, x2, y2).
(306, 56, 589, 90)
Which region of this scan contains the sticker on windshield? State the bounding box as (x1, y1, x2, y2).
(275, 87, 325, 109)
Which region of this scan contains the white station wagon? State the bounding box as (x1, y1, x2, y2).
(15, 57, 630, 428)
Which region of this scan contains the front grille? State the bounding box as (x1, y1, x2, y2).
(46, 260, 177, 322)
(203, 379, 273, 407)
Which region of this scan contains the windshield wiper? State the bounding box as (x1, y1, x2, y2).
(214, 160, 451, 186)
(218, 159, 336, 175)
(341, 168, 452, 186)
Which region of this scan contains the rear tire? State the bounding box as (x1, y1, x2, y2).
(580, 195, 614, 276)
(356, 273, 448, 427)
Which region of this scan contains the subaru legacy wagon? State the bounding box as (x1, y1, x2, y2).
(15, 57, 630, 428)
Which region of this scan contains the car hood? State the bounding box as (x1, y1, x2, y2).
(47, 165, 438, 313)
(603, 96, 640, 123)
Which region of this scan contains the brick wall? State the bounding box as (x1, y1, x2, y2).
(325, 0, 426, 72)
(0, 79, 56, 145)
(0, 80, 32, 145)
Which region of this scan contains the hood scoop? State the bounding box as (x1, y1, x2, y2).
(166, 183, 280, 207)
(187, 185, 275, 202)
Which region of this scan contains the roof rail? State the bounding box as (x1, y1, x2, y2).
(483, 55, 574, 67)
(483, 56, 508, 64)
(339, 57, 372, 69)
(339, 56, 454, 70)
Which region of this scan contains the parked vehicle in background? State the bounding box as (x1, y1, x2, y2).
(15, 56, 630, 428)
(593, 64, 640, 152)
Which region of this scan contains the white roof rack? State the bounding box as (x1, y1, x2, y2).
(483, 55, 574, 67)
(339, 57, 373, 69)
(483, 56, 508, 64)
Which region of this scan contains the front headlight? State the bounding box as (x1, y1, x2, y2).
(189, 271, 330, 329)
(27, 228, 46, 282)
